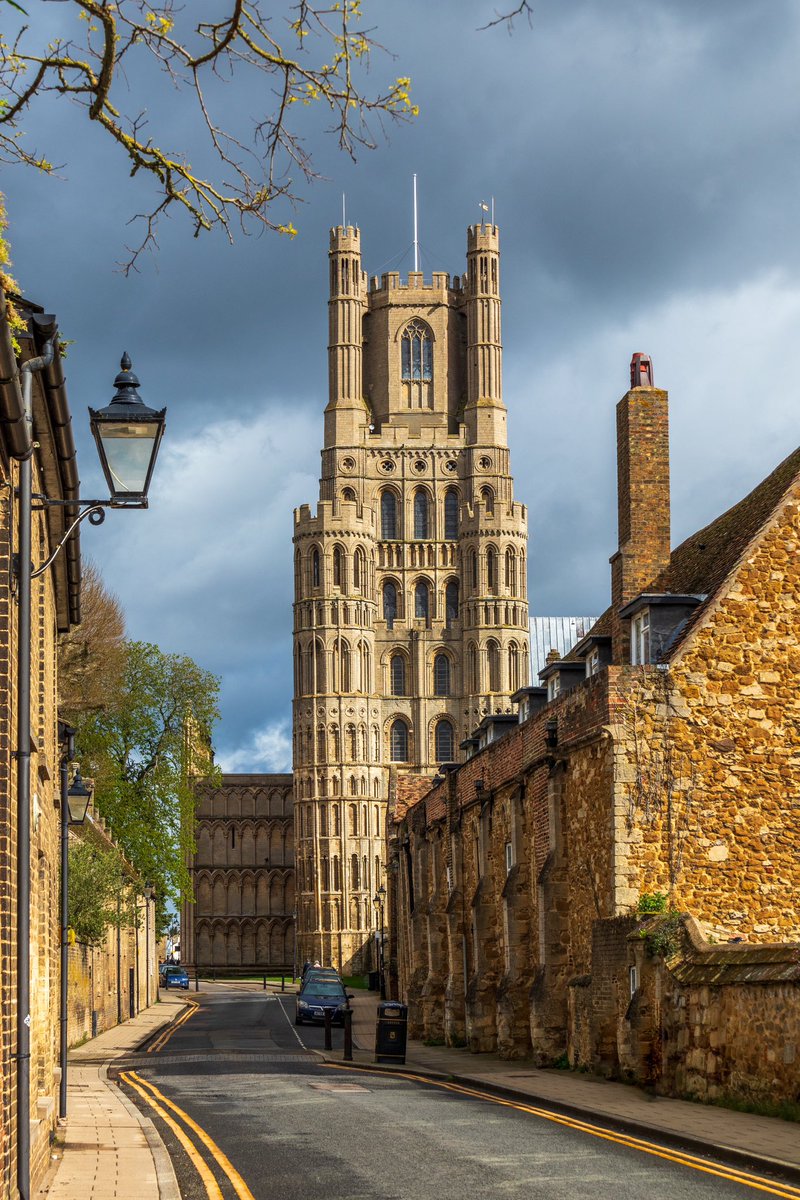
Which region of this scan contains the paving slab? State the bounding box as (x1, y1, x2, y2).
(41, 994, 186, 1200)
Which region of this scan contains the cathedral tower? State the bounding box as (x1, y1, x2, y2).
(293, 222, 529, 971)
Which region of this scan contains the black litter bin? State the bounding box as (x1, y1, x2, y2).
(374, 1001, 407, 1064)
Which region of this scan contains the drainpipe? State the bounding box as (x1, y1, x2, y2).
(16, 337, 55, 1200)
(58, 724, 75, 1119)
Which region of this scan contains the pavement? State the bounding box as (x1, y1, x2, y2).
(42, 981, 800, 1198)
(41, 991, 187, 1200)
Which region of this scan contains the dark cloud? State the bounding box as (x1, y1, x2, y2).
(3, 0, 800, 764)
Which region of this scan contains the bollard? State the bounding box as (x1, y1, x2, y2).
(343, 1007, 353, 1061)
(195, 969, 200, 992)
(281, 974, 285, 992)
(324, 1007, 333, 1051)
(263, 974, 266, 991)
(91, 1010, 98, 1038)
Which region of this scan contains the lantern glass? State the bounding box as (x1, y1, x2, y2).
(95, 421, 161, 499)
(67, 772, 93, 824)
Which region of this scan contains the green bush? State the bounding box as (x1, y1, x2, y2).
(637, 891, 668, 914)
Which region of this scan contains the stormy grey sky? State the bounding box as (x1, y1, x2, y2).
(4, 0, 800, 770)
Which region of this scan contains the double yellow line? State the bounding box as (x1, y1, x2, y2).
(325, 1063, 800, 1199)
(147, 1001, 199, 1054)
(121, 1070, 255, 1200)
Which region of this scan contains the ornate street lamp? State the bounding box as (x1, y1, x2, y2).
(89, 354, 166, 507)
(373, 885, 387, 1000)
(58, 723, 96, 1123)
(143, 883, 155, 1007)
(66, 768, 93, 825)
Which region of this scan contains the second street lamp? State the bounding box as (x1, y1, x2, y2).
(58, 724, 95, 1122)
(373, 885, 387, 1001)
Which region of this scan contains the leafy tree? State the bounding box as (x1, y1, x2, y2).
(67, 839, 134, 946)
(0, 1, 418, 267)
(74, 640, 220, 910)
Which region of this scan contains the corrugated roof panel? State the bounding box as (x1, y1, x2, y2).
(529, 616, 598, 678)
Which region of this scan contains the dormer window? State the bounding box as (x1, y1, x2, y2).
(547, 673, 561, 701)
(401, 319, 433, 381)
(586, 647, 600, 678)
(631, 610, 651, 665)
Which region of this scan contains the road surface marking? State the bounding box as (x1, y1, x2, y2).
(148, 1001, 199, 1054)
(324, 1063, 800, 1199)
(127, 1071, 256, 1200)
(120, 1070, 223, 1200)
(275, 994, 308, 1049)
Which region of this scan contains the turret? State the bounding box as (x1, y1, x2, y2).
(464, 224, 507, 447)
(325, 226, 368, 447)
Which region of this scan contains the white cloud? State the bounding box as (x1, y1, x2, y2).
(217, 719, 293, 774)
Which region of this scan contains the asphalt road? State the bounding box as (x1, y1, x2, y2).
(115, 989, 788, 1200)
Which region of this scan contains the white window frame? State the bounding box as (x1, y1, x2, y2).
(504, 840, 514, 875)
(586, 647, 600, 678)
(547, 673, 561, 702)
(629, 964, 639, 998)
(631, 610, 651, 665)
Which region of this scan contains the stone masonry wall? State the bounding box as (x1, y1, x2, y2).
(612, 482, 800, 941)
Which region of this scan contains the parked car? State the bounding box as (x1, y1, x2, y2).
(302, 967, 341, 987)
(295, 978, 353, 1026)
(162, 965, 190, 990)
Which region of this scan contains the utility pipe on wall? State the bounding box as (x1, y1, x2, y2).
(16, 338, 55, 1200)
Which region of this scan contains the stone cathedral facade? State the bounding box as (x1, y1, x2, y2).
(293, 222, 530, 972)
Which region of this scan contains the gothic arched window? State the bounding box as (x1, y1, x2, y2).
(311, 546, 320, 589)
(505, 547, 516, 593)
(414, 580, 430, 620)
(468, 642, 479, 692)
(383, 580, 398, 629)
(487, 546, 497, 593)
(435, 719, 455, 763)
(401, 319, 433, 381)
(413, 490, 430, 539)
(391, 653, 406, 697)
(333, 544, 344, 589)
(390, 719, 410, 762)
(340, 640, 351, 692)
(445, 580, 459, 626)
(434, 653, 451, 697)
(481, 487, 495, 516)
(487, 640, 501, 692)
(381, 490, 398, 539)
(509, 642, 520, 693)
(469, 550, 478, 592)
(444, 489, 459, 540)
(353, 546, 366, 593)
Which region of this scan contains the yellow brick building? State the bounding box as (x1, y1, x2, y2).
(293, 223, 530, 972)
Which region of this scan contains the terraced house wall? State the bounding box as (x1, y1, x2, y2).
(612, 480, 800, 943)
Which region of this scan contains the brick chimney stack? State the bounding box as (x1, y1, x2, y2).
(610, 354, 671, 663)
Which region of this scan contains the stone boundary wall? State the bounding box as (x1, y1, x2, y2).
(573, 915, 800, 1104)
(67, 898, 158, 1048)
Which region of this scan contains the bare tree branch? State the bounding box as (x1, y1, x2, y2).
(0, 1, 418, 268)
(479, 1, 534, 33)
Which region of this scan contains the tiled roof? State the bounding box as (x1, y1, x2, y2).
(653, 445, 800, 599)
(569, 445, 800, 660)
(393, 773, 434, 822)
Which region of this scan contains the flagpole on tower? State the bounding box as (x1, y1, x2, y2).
(413, 174, 419, 272)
